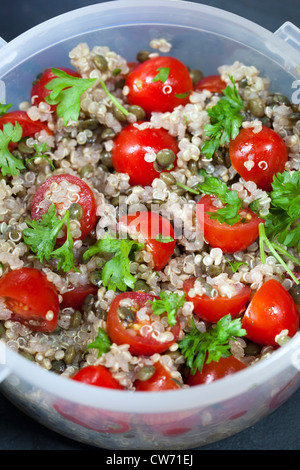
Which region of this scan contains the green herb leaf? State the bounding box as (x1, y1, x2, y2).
(45, 68, 97, 125)
(26, 142, 55, 169)
(224, 256, 248, 273)
(85, 327, 111, 358)
(178, 314, 247, 375)
(174, 91, 191, 99)
(23, 203, 77, 272)
(202, 76, 244, 159)
(83, 233, 143, 292)
(0, 102, 12, 117)
(154, 233, 175, 243)
(152, 67, 170, 84)
(149, 291, 186, 326)
(0, 122, 25, 176)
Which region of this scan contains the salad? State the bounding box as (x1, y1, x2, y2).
(0, 38, 299, 392)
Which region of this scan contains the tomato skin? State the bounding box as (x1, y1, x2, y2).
(183, 277, 251, 323)
(118, 211, 176, 271)
(61, 284, 97, 311)
(126, 56, 192, 114)
(0, 110, 52, 142)
(0, 267, 59, 332)
(194, 75, 226, 94)
(242, 279, 299, 347)
(111, 122, 179, 186)
(187, 356, 247, 386)
(31, 68, 80, 111)
(31, 174, 97, 242)
(229, 127, 288, 191)
(72, 365, 124, 390)
(134, 362, 181, 391)
(106, 292, 180, 356)
(196, 194, 263, 253)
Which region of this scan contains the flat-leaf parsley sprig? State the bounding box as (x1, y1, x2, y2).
(178, 314, 247, 375)
(84, 326, 111, 359)
(0, 122, 25, 176)
(83, 233, 143, 292)
(23, 203, 77, 273)
(201, 76, 244, 159)
(148, 291, 186, 326)
(45, 68, 97, 125)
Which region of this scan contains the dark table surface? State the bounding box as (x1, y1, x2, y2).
(0, 0, 299, 452)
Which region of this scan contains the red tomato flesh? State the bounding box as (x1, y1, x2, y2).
(134, 362, 181, 391)
(31, 174, 97, 242)
(187, 356, 247, 386)
(111, 122, 179, 187)
(126, 56, 193, 114)
(194, 75, 227, 94)
(196, 194, 263, 253)
(0, 110, 52, 141)
(61, 284, 97, 311)
(242, 279, 299, 347)
(118, 211, 176, 271)
(72, 365, 123, 390)
(229, 126, 288, 191)
(0, 267, 59, 332)
(183, 277, 251, 323)
(106, 292, 180, 356)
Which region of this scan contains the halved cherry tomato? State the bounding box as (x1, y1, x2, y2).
(61, 284, 97, 311)
(0, 110, 52, 141)
(126, 56, 193, 114)
(72, 365, 124, 390)
(106, 292, 180, 356)
(194, 75, 226, 94)
(31, 68, 80, 111)
(111, 122, 179, 186)
(183, 277, 251, 322)
(229, 126, 288, 191)
(242, 279, 299, 347)
(134, 362, 181, 391)
(0, 267, 59, 332)
(118, 210, 176, 271)
(187, 355, 247, 386)
(31, 174, 97, 242)
(196, 194, 263, 253)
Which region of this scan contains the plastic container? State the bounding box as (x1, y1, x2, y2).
(0, 0, 300, 450)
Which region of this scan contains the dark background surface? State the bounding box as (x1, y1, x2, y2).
(0, 0, 299, 452)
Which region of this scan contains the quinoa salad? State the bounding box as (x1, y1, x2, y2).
(0, 38, 299, 392)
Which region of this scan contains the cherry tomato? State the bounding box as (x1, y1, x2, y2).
(0, 267, 59, 332)
(61, 284, 97, 311)
(31, 174, 97, 242)
(72, 365, 124, 390)
(0, 110, 52, 144)
(196, 194, 263, 253)
(187, 355, 247, 386)
(111, 122, 179, 186)
(183, 277, 251, 322)
(229, 126, 288, 191)
(194, 75, 226, 93)
(118, 210, 176, 271)
(134, 362, 181, 391)
(242, 279, 299, 347)
(106, 292, 180, 356)
(125, 56, 193, 114)
(31, 68, 80, 111)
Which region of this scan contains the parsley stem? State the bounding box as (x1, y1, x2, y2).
(176, 181, 200, 194)
(99, 78, 129, 116)
(259, 223, 299, 285)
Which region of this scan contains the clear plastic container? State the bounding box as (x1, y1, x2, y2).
(0, 0, 300, 450)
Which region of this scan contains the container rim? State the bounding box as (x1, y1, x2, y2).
(0, 0, 300, 415)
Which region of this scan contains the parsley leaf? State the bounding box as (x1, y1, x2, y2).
(201, 76, 244, 159)
(26, 142, 55, 169)
(23, 203, 77, 272)
(152, 67, 170, 84)
(0, 102, 12, 117)
(149, 291, 186, 326)
(178, 314, 247, 375)
(154, 233, 175, 243)
(85, 327, 111, 358)
(83, 233, 143, 292)
(0, 122, 24, 176)
(224, 256, 248, 273)
(45, 68, 97, 125)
